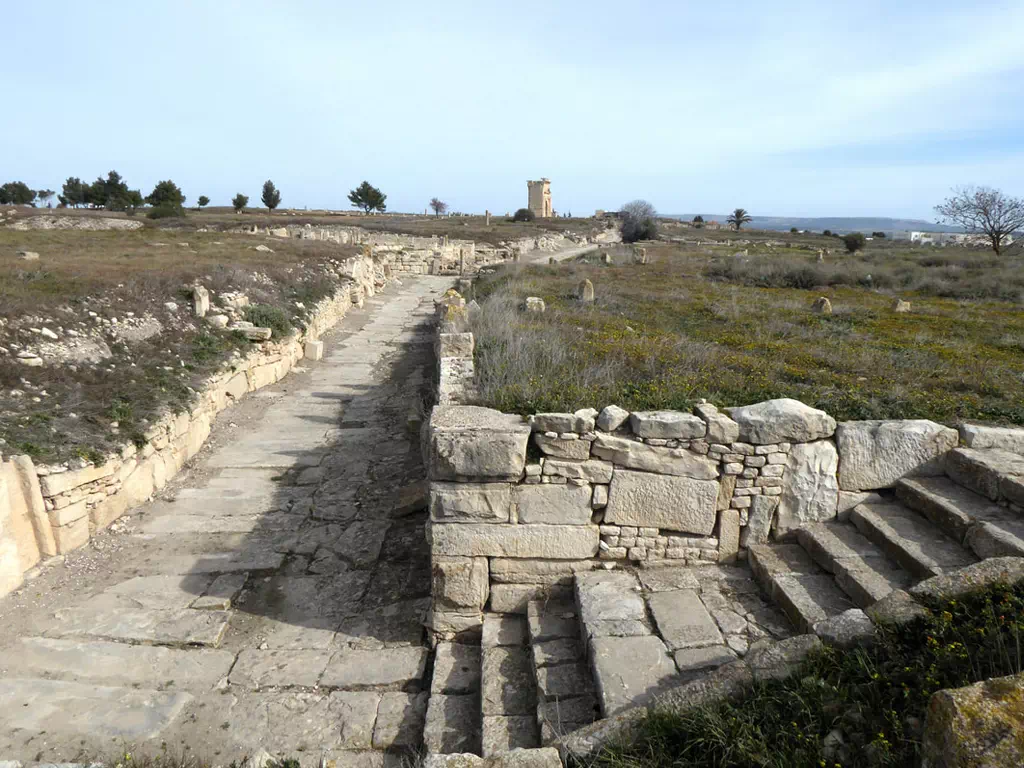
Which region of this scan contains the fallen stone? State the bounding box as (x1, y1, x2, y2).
(727, 398, 836, 444)
(745, 634, 821, 682)
(812, 608, 876, 647)
(17, 250, 40, 261)
(922, 672, 1024, 768)
(672, 645, 737, 673)
(865, 589, 929, 626)
(577, 279, 595, 303)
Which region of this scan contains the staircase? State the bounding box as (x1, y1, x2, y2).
(424, 445, 1024, 756)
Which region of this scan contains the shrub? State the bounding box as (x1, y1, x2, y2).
(146, 203, 185, 220)
(842, 232, 867, 252)
(621, 200, 659, 243)
(790, 227, 798, 233)
(872, 231, 887, 238)
(513, 208, 535, 222)
(244, 304, 292, 337)
(822, 229, 832, 237)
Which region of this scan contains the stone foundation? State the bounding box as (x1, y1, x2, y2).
(423, 289, 981, 641)
(0, 254, 388, 599)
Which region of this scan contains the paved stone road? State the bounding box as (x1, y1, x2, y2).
(0, 277, 452, 766)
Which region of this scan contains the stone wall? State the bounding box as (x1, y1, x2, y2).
(0, 254, 387, 599)
(243, 223, 583, 275)
(422, 291, 967, 641)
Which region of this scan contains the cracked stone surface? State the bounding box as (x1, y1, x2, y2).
(0, 277, 452, 762)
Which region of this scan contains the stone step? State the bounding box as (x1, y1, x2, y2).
(574, 571, 678, 717)
(795, 522, 914, 607)
(945, 447, 1024, 504)
(424, 641, 481, 755)
(747, 544, 855, 633)
(850, 502, 978, 580)
(897, 476, 1024, 559)
(525, 600, 597, 744)
(480, 614, 540, 756)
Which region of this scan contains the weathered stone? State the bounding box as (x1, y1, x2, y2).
(812, 608, 876, 647)
(589, 635, 677, 716)
(727, 398, 836, 445)
(423, 748, 561, 768)
(672, 645, 737, 673)
(428, 406, 530, 482)
(629, 411, 707, 440)
(532, 637, 580, 667)
(648, 589, 723, 650)
(947, 448, 1024, 502)
(637, 567, 700, 592)
(837, 490, 884, 520)
(577, 279, 595, 303)
(745, 634, 821, 682)
(525, 297, 546, 313)
(429, 523, 599, 559)
(542, 458, 613, 484)
(482, 646, 536, 715)
(592, 485, 608, 509)
(431, 642, 482, 694)
(423, 694, 480, 754)
(741, 495, 778, 547)
(576, 571, 648, 640)
(430, 482, 512, 523)
(775, 440, 838, 537)
(483, 614, 529, 647)
(433, 556, 489, 610)
(718, 509, 740, 562)
(694, 403, 740, 444)
(529, 413, 578, 433)
(320, 646, 428, 689)
(535, 661, 594, 702)
(534, 434, 591, 460)
(922, 672, 1024, 768)
(835, 420, 958, 490)
(605, 470, 718, 535)
(597, 405, 631, 432)
(591, 433, 718, 479)
(489, 583, 572, 614)
(490, 558, 598, 585)
(229, 649, 332, 688)
(910, 557, 1024, 601)
(959, 423, 1024, 454)
(373, 692, 428, 749)
(865, 589, 929, 626)
(515, 483, 593, 525)
(811, 296, 832, 314)
(482, 716, 540, 756)
(303, 339, 324, 360)
(192, 285, 210, 317)
(438, 332, 474, 358)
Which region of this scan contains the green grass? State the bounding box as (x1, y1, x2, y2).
(468, 243, 1024, 425)
(589, 582, 1024, 768)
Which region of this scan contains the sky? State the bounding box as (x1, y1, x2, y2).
(3, 1, 1024, 220)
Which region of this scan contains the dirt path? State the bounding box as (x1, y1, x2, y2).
(0, 276, 452, 766)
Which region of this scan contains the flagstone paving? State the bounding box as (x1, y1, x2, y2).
(0, 277, 451, 766)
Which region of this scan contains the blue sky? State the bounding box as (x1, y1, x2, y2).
(3, 1, 1023, 219)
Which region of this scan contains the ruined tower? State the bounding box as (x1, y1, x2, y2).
(527, 179, 552, 218)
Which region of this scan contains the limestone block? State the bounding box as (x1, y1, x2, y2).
(529, 413, 578, 433)
(629, 411, 707, 439)
(922, 672, 1024, 768)
(429, 522, 599, 559)
(515, 483, 593, 525)
(438, 332, 474, 359)
(718, 509, 740, 562)
(0, 539, 23, 597)
(741, 495, 778, 547)
(592, 484, 609, 509)
(775, 440, 838, 538)
(959, 423, 1024, 454)
(837, 490, 884, 521)
(597, 405, 630, 432)
(52, 516, 90, 553)
(2, 457, 56, 567)
(38, 462, 116, 497)
(835, 420, 958, 490)
(604, 469, 718, 535)
(303, 339, 324, 361)
(489, 583, 571, 614)
(192, 285, 210, 317)
(488, 558, 599, 585)
(694, 403, 740, 444)
(429, 482, 512, 523)
(589, 635, 676, 717)
(534, 434, 591, 460)
(726, 398, 836, 445)
(542, 458, 613, 484)
(432, 556, 489, 611)
(428, 406, 530, 482)
(591, 433, 718, 480)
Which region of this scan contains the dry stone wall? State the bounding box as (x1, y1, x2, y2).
(0, 254, 387, 599)
(423, 290, 982, 641)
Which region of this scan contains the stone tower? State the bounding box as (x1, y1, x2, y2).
(527, 179, 552, 218)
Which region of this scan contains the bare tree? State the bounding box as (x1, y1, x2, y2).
(429, 197, 448, 217)
(935, 186, 1024, 255)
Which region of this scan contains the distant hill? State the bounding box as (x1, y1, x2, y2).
(668, 214, 962, 235)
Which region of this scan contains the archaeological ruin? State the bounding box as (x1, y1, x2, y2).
(527, 179, 553, 219)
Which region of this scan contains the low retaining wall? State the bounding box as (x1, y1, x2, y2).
(0, 254, 388, 599)
(422, 289, 1011, 640)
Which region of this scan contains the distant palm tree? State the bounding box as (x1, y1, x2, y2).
(727, 208, 752, 231)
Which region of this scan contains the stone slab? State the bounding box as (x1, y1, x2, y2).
(591, 434, 718, 480)
(321, 647, 428, 690)
(429, 523, 599, 559)
(423, 693, 480, 754)
(604, 470, 718, 535)
(372, 691, 429, 749)
(430, 483, 513, 523)
(647, 589, 723, 650)
(431, 642, 482, 694)
(588, 635, 677, 716)
(229, 649, 332, 689)
(515, 484, 593, 525)
(482, 716, 539, 756)
(481, 647, 536, 715)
